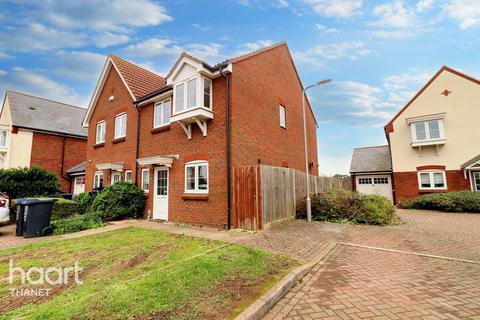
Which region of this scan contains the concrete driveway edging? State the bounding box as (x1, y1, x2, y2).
(234, 242, 337, 320)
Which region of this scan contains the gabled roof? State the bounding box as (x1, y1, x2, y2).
(67, 160, 87, 174)
(110, 55, 166, 99)
(461, 154, 480, 169)
(3, 91, 87, 138)
(385, 66, 480, 133)
(350, 145, 392, 174)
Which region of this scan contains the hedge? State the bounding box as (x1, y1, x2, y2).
(9, 198, 80, 222)
(52, 214, 104, 235)
(297, 189, 396, 225)
(0, 167, 59, 199)
(399, 191, 480, 212)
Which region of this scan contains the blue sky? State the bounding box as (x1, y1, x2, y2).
(1, 0, 479, 175)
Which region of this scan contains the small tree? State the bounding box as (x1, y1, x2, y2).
(0, 167, 59, 198)
(89, 182, 145, 221)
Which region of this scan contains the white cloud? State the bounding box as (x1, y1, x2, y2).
(303, 42, 370, 60)
(314, 24, 338, 34)
(273, 0, 289, 8)
(0, 67, 87, 107)
(0, 70, 6, 76)
(122, 38, 225, 65)
(443, 0, 480, 30)
(0, 23, 86, 51)
(54, 51, 106, 82)
(192, 23, 211, 32)
(235, 40, 274, 55)
(238, 0, 252, 7)
(317, 153, 352, 175)
(370, 30, 418, 39)
(303, 0, 363, 18)
(417, 0, 435, 12)
(0, 52, 13, 59)
(372, 1, 416, 28)
(42, 0, 172, 32)
(292, 51, 325, 69)
(92, 33, 130, 48)
(383, 70, 431, 90)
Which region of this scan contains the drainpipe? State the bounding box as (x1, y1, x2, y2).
(134, 101, 141, 185)
(220, 67, 231, 230)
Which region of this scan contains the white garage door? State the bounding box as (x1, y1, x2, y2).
(356, 175, 393, 202)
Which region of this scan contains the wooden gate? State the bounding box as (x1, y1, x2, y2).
(233, 166, 262, 230)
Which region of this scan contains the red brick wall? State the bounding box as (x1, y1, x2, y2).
(30, 132, 87, 192)
(393, 170, 471, 203)
(85, 66, 138, 190)
(230, 44, 319, 175)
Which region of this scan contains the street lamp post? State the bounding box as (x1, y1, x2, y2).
(302, 79, 332, 222)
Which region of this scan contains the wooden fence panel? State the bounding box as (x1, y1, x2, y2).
(233, 165, 351, 230)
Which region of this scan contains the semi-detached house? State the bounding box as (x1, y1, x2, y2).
(350, 66, 480, 203)
(83, 41, 319, 228)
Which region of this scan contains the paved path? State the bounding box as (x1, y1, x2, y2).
(239, 209, 480, 319)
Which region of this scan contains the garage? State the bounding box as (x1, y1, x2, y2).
(350, 145, 393, 202)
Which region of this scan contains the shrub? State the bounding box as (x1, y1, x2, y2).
(296, 189, 395, 225)
(76, 192, 96, 214)
(89, 182, 145, 221)
(399, 191, 480, 212)
(52, 214, 104, 235)
(0, 167, 59, 199)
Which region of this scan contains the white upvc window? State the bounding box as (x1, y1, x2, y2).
(418, 171, 447, 190)
(111, 171, 121, 184)
(279, 105, 286, 128)
(411, 119, 444, 142)
(173, 76, 212, 114)
(185, 161, 208, 194)
(154, 99, 171, 128)
(114, 113, 127, 139)
(0, 130, 7, 148)
(124, 170, 132, 182)
(93, 172, 104, 189)
(141, 168, 150, 192)
(96, 121, 106, 144)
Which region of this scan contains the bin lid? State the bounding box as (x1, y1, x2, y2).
(17, 198, 58, 205)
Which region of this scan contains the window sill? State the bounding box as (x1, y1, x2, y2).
(411, 139, 446, 147)
(419, 189, 448, 193)
(151, 125, 171, 134)
(182, 193, 208, 201)
(112, 137, 126, 144)
(93, 142, 105, 148)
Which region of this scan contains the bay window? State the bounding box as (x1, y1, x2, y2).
(418, 171, 447, 190)
(96, 121, 106, 144)
(173, 76, 212, 114)
(154, 99, 171, 128)
(411, 119, 444, 143)
(114, 113, 127, 139)
(185, 161, 208, 193)
(203, 78, 211, 108)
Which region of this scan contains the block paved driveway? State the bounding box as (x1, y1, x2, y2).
(238, 209, 480, 319)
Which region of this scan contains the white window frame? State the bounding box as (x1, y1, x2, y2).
(279, 105, 286, 128)
(111, 171, 121, 184)
(0, 129, 7, 149)
(124, 170, 132, 182)
(141, 168, 150, 192)
(184, 161, 209, 194)
(410, 119, 445, 143)
(96, 121, 106, 144)
(203, 78, 212, 109)
(173, 75, 212, 115)
(114, 113, 127, 139)
(153, 99, 171, 128)
(417, 170, 447, 190)
(93, 171, 104, 189)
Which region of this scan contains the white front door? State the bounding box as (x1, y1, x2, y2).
(153, 167, 169, 220)
(472, 172, 480, 191)
(73, 176, 85, 195)
(356, 175, 393, 202)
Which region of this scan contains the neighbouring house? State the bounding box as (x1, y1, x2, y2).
(83, 41, 319, 228)
(351, 66, 480, 203)
(0, 91, 87, 194)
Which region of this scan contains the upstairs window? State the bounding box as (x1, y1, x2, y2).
(418, 171, 447, 190)
(0, 130, 7, 148)
(203, 78, 211, 108)
(187, 78, 197, 108)
(279, 105, 286, 128)
(185, 161, 208, 194)
(114, 113, 127, 139)
(96, 121, 106, 144)
(173, 76, 212, 113)
(411, 119, 444, 142)
(154, 99, 171, 128)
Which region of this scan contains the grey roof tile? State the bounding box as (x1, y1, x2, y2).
(67, 161, 87, 174)
(350, 145, 392, 173)
(5, 91, 87, 137)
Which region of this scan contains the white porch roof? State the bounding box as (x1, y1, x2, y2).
(96, 162, 124, 171)
(137, 155, 179, 167)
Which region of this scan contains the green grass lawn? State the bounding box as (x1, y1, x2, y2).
(0, 227, 298, 320)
